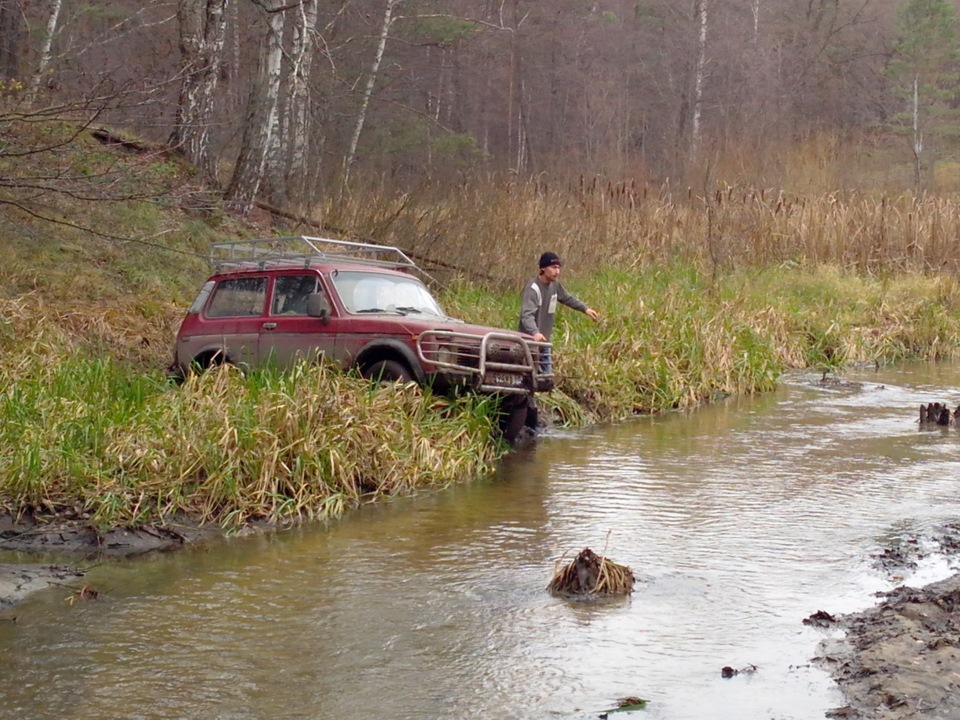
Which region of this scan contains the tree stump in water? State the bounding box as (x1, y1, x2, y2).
(919, 402, 958, 426)
(547, 548, 635, 598)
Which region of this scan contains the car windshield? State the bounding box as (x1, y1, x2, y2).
(330, 270, 446, 317)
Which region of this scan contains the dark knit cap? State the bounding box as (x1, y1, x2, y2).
(539, 251, 562, 268)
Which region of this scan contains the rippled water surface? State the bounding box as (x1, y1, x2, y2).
(5, 363, 960, 720)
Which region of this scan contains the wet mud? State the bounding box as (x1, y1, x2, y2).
(0, 513, 227, 611)
(816, 575, 960, 720)
(814, 523, 960, 720)
(0, 512, 228, 558)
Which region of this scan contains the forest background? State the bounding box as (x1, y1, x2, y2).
(5, 0, 960, 529)
(6, 0, 960, 212)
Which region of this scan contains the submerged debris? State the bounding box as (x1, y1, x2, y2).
(547, 548, 635, 598)
(65, 585, 100, 605)
(598, 696, 648, 717)
(720, 664, 757, 678)
(803, 610, 838, 628)
(817, 371, 863, 390)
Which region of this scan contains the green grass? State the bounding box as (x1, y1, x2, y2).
(0, 354, 500, 529)
(439, 262, 960, 424)
(3, 256, 960, 531)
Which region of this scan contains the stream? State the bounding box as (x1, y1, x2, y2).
(3, 362, 960, 720)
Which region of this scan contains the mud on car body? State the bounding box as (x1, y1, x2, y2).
(168, 237, 552, 441)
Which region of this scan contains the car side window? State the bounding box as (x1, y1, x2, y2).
(272, 274, 319, 315)
(205, 277, 267, 318)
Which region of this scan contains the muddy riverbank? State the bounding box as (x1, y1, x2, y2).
(817, 573, 960, 720)
(0, 513, 227, 609)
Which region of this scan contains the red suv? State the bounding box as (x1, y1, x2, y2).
(169, 237, 551, 440)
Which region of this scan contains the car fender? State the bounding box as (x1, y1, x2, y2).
(181, 341, 235, 370)
(354, 339, 426, 383)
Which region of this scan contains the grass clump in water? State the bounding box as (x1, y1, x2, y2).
(548, 547, 636, 598)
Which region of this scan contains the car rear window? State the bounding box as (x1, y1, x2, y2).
(205, 277, 267, 318)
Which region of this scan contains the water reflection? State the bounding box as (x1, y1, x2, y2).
(4, 363, 960, 719)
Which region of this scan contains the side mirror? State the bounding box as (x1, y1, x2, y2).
(306, 293, 331, 322)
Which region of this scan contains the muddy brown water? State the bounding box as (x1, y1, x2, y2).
(4, 363, 960, 720)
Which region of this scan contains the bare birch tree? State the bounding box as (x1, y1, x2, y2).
(274, 0, 319, 207)
(26, 0, 61, 107)
(225, 0, 286, 214)
(343, 0, 401, 189)
(690, 0, 708, 162)
(886, 0, 958, 188)
(911, 75, 923, 186)
(170, 0, 230, 185)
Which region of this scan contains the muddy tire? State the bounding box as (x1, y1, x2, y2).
(362, 359, 413, 383)
(185, 349, 229, 378)
(498, 397, 529, 444)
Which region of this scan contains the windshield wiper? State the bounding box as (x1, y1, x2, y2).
(395, 306, 443, 316)
(356, 307, 411, 315)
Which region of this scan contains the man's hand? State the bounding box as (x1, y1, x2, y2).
(533, 332, 546, 342)
(585, 308, 599, 321)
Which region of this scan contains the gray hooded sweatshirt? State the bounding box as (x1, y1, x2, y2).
(518, 276, 588, 340)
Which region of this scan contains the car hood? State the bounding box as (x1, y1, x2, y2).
(349, 313, 530, 341)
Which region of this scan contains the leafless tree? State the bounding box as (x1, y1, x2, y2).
(284, 0, 319, 204)
(0, 0, 22, 82)
(26, 0, 61, 107)
(2, 0, 926, 212)
(224, 0, 286, 214)
(690, 0, 708, 163)
(343, 0, 402, 188)
(170, 0, 230, 185)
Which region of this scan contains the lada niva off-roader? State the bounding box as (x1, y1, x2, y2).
(169, 237, 552, 442)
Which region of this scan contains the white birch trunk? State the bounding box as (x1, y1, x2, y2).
(225, 4, 286, 213)
(690, 0, 708, 162)
(287, 0, 319, 197)
(27, 0, 62, 107)
(170, 0, 230, 184)
(913, 74, 923, 187)
(343, 0, 399, 188)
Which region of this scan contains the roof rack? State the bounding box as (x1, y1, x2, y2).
(209, 236, 419, 273)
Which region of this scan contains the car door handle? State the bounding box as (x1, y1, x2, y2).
(262, 322, 277, 330)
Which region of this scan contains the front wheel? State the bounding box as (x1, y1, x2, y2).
(498, 396, 530, 444)
(362, 359, 414, 384)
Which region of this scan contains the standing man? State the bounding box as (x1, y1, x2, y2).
(518, 251, 599, 427)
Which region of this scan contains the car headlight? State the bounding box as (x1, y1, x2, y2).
(488, 342, 523, 363)
(436, 344, 458, 365)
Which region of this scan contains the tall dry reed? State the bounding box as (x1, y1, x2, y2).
(324, 177, 960, 292)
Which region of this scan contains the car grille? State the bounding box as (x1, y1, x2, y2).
(416, 330, 549, 395)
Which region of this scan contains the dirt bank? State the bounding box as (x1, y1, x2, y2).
(0, 513, 227, 611)
(817, 573, 960, 720)
(0, 513, 224, 557)
(813, 522, 960, 720)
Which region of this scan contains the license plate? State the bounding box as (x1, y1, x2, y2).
(489, 372, 525, 388)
